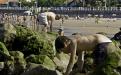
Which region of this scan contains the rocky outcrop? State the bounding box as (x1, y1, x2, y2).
(21, 65, 62, 75)
(9, 51, 26, 75)
(90, 43, 121, 75)
(1, 24, 121, 75)
(53, 52, 70, 73)
(26, 55, 56, 70)
(0, 23, 16, 43)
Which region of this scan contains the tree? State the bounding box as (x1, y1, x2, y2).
(37, 0, 65, 7)
(19, 0, 35, 7)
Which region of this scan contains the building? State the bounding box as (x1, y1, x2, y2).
(8, 0, 18, 2)
(8, 0, 19, 7)
(0, 0, 7, 4)
(0, 0, 19, 7)
(0, 0, 18, 4)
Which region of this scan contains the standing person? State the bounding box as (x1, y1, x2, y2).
(58, 26, 64, 36)
(55, 33, 112, 75)
(23, 16, 26, 25)
(37, 12, 61, 32)
(95, 16, 99, 24)
(37, 12, 49, 32)
(62, 17, 64, 24)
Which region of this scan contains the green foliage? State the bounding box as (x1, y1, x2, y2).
(20, 0, 65, 7)
(20, 0, 35, 7)
(105, 51, 120, 68)
(38, 0, 65, 7)
(19, 0, 121, 7)
(9, 51, 24, 59)
(103, 66, 120, 75)
(92, 65, 120, 75)
(52, 0, 65, 6)
(38, 0, 48, 7)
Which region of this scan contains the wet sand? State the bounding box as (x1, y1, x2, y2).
(53, 18, 121, 38)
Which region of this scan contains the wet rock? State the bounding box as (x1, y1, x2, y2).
(12, 25, 56, 58)
(25, 62, 42, 71)
(9, 51, 26, 75)
(112, 40, 121, 49)
(0, 42, 12, 61)
(53, 52, 70, 73)
(26, 55, 56, 70)
(21, 64, 62, 75)
(0, 42, 10, 56)
(91, 43, 121, 75)
(0, 23, 16, 43)
(0, 62, 4, 71)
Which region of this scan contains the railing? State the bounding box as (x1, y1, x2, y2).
(41, 7, 121, 18)
(36, 7, 121, 11)
(0, 7, 29, 10)
(0, 6, 121, 11)
(0, 6, 121, 18)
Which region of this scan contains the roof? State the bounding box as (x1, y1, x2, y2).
(0, 0, 18, 4)
(9, 0, 18, 2)
(0, 0, 7, 4)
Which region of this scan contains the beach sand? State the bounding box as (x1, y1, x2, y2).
(53, 18, 121, 38)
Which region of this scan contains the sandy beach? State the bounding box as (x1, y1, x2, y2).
(53, 18, 121, 38)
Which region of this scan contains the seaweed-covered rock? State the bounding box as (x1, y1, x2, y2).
(112, 40, 121, 49)
(91, 43, 121, 75)
(9, 51, 24, 59)
(21, 65, 62, 75)
(25, 62, 62, 75)
(25, 62, 42, 71)
(0, 42, 14, 75)
(0, 23, 16, 43)
(9, 51, 26, 68)
(12, 25, 56, 58)
(0, 62, 4, 71)
(0, 42, 12, 61)
(53, 52, 70, 73)
(26, 55, 56, 70)
(0, 42, 10, 56)
(9, 51, 26, 75)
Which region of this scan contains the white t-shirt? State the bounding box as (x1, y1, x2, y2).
(38, 13, 48, 26)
